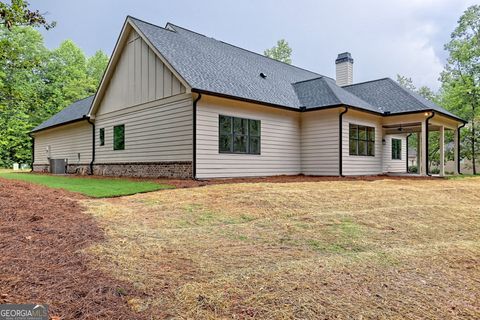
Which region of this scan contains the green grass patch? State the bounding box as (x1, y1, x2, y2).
(445, 174, 480, 180)
(0, 172, 173, 198)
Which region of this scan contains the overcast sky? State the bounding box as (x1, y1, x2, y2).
(36, 0, 476, 90)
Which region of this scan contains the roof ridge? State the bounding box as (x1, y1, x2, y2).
(342, 77, 391, 88)
(128, 16, 176, 33)
(292, 76, 325, 85)
(320, 77, 342, 105)
(325, 78, 380, 111)
(161, 22, 330, 79)
(75, 94, 95, 102)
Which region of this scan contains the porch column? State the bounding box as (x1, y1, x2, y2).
(439, 126, 445, 177)
(454, 128, 459, 174)
(420, 120, 428, 175)
(417, 132, 421, 173)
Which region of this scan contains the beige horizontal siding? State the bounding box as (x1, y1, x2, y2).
(94, 95, 193, 163)
(98, 29, 186, 116)
(33, 121, 92, 165)
(196, 96, 301, 178)
(342, 110, 383, 175)
(382, 134, 407, 173)
(301, 109, 340, 175)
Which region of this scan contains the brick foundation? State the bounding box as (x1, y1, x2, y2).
(33, 162, 192, 178)
(93, 162, 192, 179)
(32, 164, 49, 173)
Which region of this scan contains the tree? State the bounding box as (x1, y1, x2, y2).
(441, 4, 480, 174)
(87, 50, 109, 85)
(41, 40, 96, 117)
(0, 25, 47, 167)
(0, 0, 55, 30)
(264, 39, 292, 64)
(0, 26, 108, 167)
(396, 75, 417, 92)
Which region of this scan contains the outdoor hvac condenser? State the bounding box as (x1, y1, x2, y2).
(49, 158, 67, 174)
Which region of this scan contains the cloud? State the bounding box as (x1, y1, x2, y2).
(36, 0, 479, 90)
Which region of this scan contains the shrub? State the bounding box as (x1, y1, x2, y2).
(408, 166, 418, 173)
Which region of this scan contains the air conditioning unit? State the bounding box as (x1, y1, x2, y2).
(49, 158, 67, 174)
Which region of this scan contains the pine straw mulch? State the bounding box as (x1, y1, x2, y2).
(0, 178, 150, 319)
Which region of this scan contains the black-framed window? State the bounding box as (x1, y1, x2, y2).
(392, 138, 402, 160)
(219, 115, 260, 154)
(349, 124, 375, 156)
(113, 125, 125, 150)
(99, 128, 105, 146)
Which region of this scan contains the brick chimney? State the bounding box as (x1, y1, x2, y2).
(335, 52, 354, 86)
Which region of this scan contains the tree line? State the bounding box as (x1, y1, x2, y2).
(0, 1, 108, 167)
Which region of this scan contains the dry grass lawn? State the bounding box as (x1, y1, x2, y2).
(84, 177, 480, 319)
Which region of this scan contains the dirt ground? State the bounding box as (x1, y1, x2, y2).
(0, 178, 147, 319)
(1, 176, 479, 319)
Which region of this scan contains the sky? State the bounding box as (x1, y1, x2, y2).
(35, 0, 477, 90)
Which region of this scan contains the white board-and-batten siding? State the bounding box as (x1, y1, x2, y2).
(195, 96, 301, 178)
(382, 134, 407, 173)
(33, 121, 92, 165)
(95, 94, 193, 163)
(98, 29, 186, 116)
(301, 109, 340, 175)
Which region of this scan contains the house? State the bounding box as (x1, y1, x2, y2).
(31, 16, 466, 179)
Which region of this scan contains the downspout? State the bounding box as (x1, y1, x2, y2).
(30, 134, 35, 172)
(192, 93, 202, 180)
(457, 122, 466, 174)
(425, 111, 435, 176)
(406, 133, 412, 173)
(339, 107, 349, 177)
(86, 117, 95, 175)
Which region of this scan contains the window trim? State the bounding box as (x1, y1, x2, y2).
(348, 123, 375, 157)
(99, 128, 105, 146)
(218, 115, 261, 155)
(113, 124, 125, 151)
(392, 138, 402, 160)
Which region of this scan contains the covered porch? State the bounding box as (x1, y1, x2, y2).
(382, 111, 464, 177)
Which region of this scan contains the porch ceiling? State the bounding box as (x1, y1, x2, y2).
(383, 122, 448, 135)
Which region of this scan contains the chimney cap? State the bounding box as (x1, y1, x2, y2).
(335, 52, 354, 64)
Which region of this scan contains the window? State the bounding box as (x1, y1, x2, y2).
(99, 128, 105, 146)
(349, 124, 375, 156)
(392, 138, 402, 160)
(219, 115, 261, 154)
(113, 125, 125, 150)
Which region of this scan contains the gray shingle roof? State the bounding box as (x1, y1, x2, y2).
(32, 95, 93, 132)
(343, 78, 463, 121)
(34, 17, 464, 133)
(293, 77, 378, 112)
(130, 17, 324, 108)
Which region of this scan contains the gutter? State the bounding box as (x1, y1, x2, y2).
(339, 107, 349, 177)
(86, 116, 95, 175)
(192, 93, 202, 179)
(457, 122, 466, 174)
(406, 133, 412, 173)
(425, 111, 435, 176)
(30, 117, 89, 135)
(190, 89, 466, 124)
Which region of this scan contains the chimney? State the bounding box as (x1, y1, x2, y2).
(335, 52, 354, 86)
